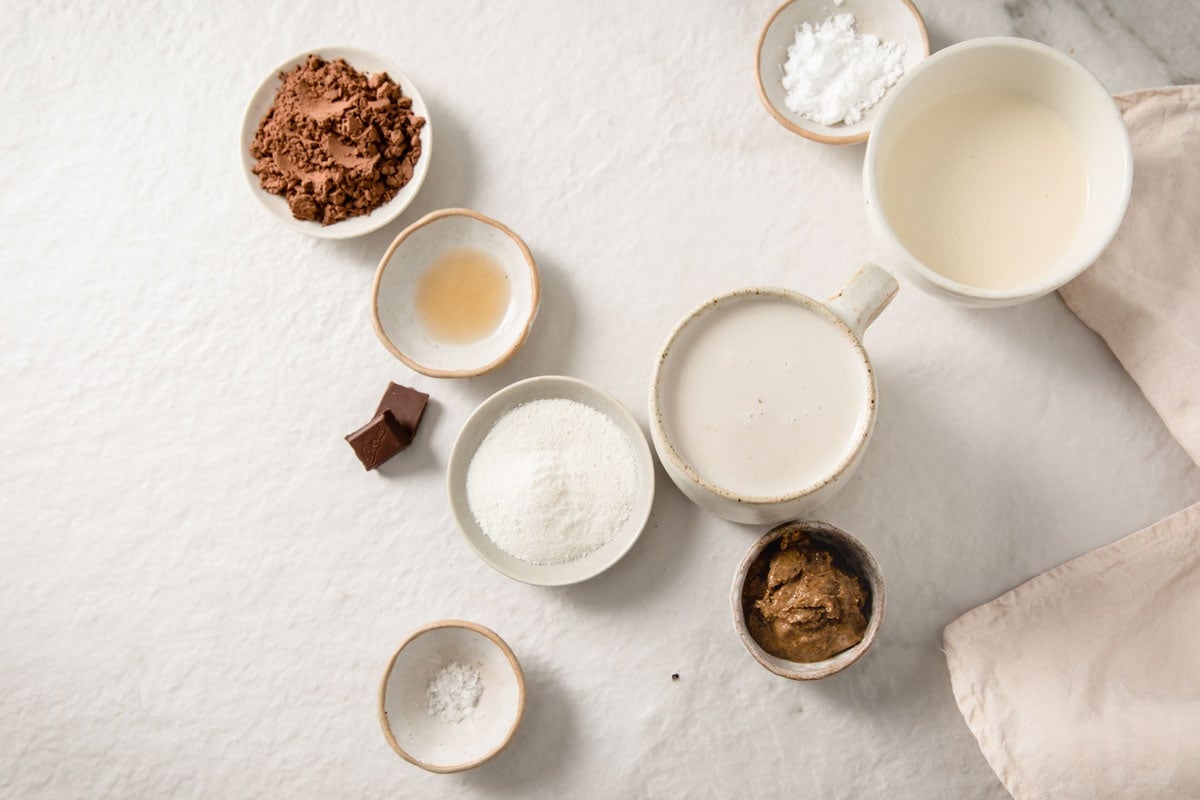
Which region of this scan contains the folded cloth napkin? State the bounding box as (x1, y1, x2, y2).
(945, 86, 1200, 800)
(944, 502, 1200, 800)
(1059, 85, 1200, 466)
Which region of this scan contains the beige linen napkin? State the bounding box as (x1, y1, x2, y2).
(944, 502, 1200, 800)
(945, 86, 1200, 800)
(1059, 85, 1200, 465)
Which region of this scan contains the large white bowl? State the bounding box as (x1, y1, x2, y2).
(447, 376, 656, 586)
(863, 37, 1133, 306)
(240, 46, 432, 239)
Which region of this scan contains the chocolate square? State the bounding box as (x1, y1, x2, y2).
(345, 410, 411, 470)
(375, 382, 428, 440)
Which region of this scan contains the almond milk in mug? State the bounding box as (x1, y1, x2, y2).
(649, 265, 898, 525)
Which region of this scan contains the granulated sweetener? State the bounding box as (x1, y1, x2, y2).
(466, 399, 639, 565)
(781, 13, 905, 126)
(426, 662, 484, 724)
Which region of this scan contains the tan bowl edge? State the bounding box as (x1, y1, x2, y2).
(754, 0, 931, 145)
(371, 208, 541, 378)
(377, 619, 527, 773)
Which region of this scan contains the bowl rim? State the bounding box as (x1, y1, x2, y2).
(862, 36, 1135, 302)
(377, 619, 527, 773)
(371, 207, 541, 378)
(648, 287, 877, 507)
(754, 0, 931, 145)
(446, 375, 656, 586)
(240, 45, 432, 240)
(730, 519, 886, 680)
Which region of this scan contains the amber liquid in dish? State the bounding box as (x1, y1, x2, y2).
(415, 247, 510, 343)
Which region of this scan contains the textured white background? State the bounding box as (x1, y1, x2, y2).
(3, 1, 1199, 798)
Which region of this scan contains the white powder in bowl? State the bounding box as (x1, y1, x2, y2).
(466, 398, 639, 565)
(426, 661, 483, 723)
(781, 13, 905, 126)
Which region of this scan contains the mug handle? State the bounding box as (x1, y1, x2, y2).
(825, 264, 899, 338)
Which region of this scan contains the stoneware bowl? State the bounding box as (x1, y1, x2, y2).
(372, 208, 540, 378)
(240, 46, 432, 239)
(756, 0, 929, 144)
(649, 265, 897, 525)
(378, 620, 525, 773)
(732, 520, 885, 680)
(447, 375, 656, 586)
(864, 37, 1133, 306)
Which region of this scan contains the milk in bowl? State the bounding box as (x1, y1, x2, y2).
(864, 38, 1132, 307)
(879, 86, 1088, 291)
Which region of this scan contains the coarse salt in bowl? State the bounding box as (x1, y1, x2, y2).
(378, 620, 525, 773)
(446, 376, 656, 586)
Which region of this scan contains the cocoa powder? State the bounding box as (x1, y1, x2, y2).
(249, 55, 425, 226)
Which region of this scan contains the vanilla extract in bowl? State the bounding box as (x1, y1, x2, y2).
(415, 247, 511, 343)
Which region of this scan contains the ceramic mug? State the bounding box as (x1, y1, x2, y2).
(864, 37, 1133, 308)
(648, 265, 898, 525)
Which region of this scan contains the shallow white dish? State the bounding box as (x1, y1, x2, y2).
(447, 376, 656, 586)
(240, 46, 432, 239)
(755, 0, 929, 144)
(373, 208, 540, 378)
(378, 620, 525, 773)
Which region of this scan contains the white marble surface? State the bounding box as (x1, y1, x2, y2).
(3, 1, 1198, 798)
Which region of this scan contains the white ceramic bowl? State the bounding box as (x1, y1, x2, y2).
(447, 376, 656, 586)
(378, 620, 525, 773)
(240, 46, 432, 239)
(756, 0, 930, 144)
(731, 520, 885, 680)
(373, 208, 540, 378)
(864, 37, 1134, 306)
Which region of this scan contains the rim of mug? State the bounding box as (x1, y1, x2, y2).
(862, 36, 1134, 303)
(649, 287, 877, 506)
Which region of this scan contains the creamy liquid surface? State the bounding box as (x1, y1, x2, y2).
(660, 298, 868, 498)
(880, 87, 1088, 290)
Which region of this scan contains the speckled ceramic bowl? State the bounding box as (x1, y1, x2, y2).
(372, 208, 540, 378)
(732, 519, 885, 680)
(648, 266, 898, 525)
(378, 620, 525, 773)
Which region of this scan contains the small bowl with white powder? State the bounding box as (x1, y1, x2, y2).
(755, 0, 929, 144)
(447, 375, 656, 586)
(378, 620, 525, 773)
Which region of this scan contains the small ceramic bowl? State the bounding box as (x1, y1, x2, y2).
(731, 519, 885, 680)
(755, 0, 930, 144)
(373, 208, 540, 378)
(378, 620, 525, 773)
(240, 46, 432, 239)
(447, 375, 656, 586)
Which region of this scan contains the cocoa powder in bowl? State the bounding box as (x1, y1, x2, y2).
(249, 54, 425, 226)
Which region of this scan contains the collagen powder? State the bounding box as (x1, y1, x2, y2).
(466, 399, 639, 565)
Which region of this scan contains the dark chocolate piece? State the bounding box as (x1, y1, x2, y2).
(375, 382, 429, 440)
(345, 411, 410, 470)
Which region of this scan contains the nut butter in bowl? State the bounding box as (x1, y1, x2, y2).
(731, 520, 885, 680)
